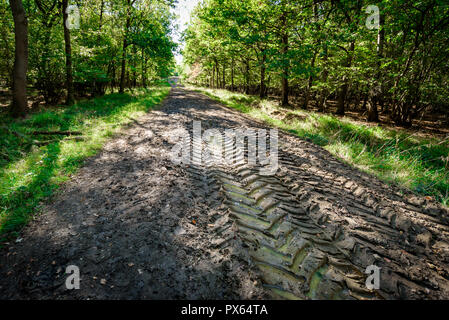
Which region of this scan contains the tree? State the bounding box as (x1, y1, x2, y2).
(1, 0, 176, 107)
(9, 0, 28, 118)
(62, 0, 74, 105)
(183, 0, 448, 127)
(367, 8, 384, 122)
(119, 0, 135, 94)
(33, 0, 64, 104)
(279, 8, 289, 106)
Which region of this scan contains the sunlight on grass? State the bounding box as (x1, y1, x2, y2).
(0, 86, 170, 241)
(190, 85, 449, 207)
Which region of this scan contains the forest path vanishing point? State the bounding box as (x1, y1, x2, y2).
(1, 84, 449, 300)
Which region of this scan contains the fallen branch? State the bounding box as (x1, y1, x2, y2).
(32, 130, 83, 136)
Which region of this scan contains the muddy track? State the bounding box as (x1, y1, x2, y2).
(0, 86, 448, 299)
(177, 87, 449, 300)
(277, 145, 449, 299)
(187, 127, 380, 300)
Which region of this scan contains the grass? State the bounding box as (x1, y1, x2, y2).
(188, 85, 449, 207)
(0, 85, 170, 242)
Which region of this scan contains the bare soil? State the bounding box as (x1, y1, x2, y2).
(0, 85, 448, 300)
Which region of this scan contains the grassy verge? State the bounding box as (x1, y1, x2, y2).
(0, 86, 170, 242)
(189, 85, 449, 207)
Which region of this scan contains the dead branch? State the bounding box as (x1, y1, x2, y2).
(32, 131, 83, 136)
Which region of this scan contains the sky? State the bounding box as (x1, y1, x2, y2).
(172, 0, 201, 65)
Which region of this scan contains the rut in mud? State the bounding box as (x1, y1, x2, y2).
(1, 86, 448, 299)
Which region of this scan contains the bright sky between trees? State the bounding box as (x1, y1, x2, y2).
(172, 0, 200, 65)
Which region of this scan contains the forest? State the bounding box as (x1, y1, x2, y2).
(1, 0, 449, 302)
(1, 0, 176, 117)
(182, 0, 449, 127)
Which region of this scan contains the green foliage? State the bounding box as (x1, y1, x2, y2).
(1, 0, 176, 103)
(183, 0, 449, 124)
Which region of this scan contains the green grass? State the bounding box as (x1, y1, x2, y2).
(189, 85, 449, 207)
(0, 86, 170, 242)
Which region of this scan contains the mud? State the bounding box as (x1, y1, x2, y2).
(0, 85, 448, 299)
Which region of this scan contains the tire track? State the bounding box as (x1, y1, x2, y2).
(188, 126, 381, 300)
(277, 139, 449, 299)
(181, 87, 449, 300)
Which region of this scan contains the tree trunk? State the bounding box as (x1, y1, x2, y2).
(216, 63, 220, 88)
(110, 65, 116, 93)
(303, 51, 317, 109)
(231, 57, 235, 91)
(367, 12, 385, 122)
(98, 0, 104, 44)
(260, 53, 266, 98)
(336, 41, 355, 115)
(391, 10, 425, 124)
(119, 0, 131, 94)
(280, 12, 289, 106)
(317, 45, 328, 112)
(336, 86, 348, 116)
(99, 0, 104, 32)
(132, 46, 137, 87)
(9, 0, 28, 118)
(62, 0, 74, 105)
(304, 3, 319, 109)
(142, 49, 147, 88)
(222, 62, 225, 89)
(361, 93, 368, 110)
(245, 58, 250, 94)
(119, 36, 128, 93)
(214, 59, 219, 88)
(266, 74, 271, 96)
(367, 97, 379, 122)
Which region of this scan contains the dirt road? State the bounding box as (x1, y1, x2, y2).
(1, 86, 448, 299)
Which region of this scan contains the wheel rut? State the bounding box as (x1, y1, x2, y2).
(187, 126, 381, 300)
(1, 86, 448, 300)
(181, 87, 449, 300)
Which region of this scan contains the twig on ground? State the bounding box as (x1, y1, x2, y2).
(31, 131, 83, 136)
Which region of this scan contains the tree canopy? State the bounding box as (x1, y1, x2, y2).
(182, 0, 449, 125)
(2, 0, 177, 117)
